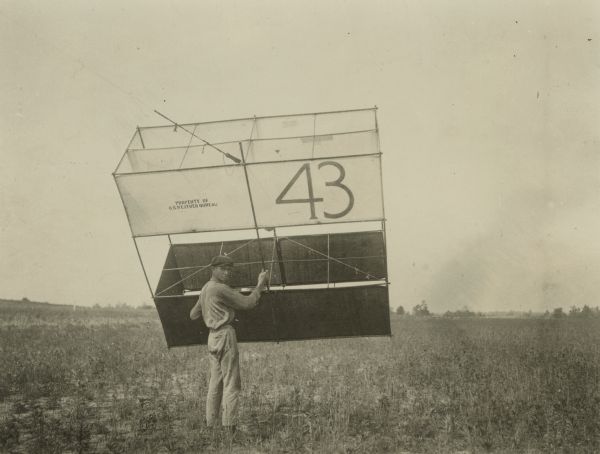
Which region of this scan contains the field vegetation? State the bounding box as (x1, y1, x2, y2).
(0, 300, 599, 453)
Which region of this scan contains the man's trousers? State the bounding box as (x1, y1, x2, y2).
(206, 325, 241, 427)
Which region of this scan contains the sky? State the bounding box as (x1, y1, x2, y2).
(1, 0, 599, 313)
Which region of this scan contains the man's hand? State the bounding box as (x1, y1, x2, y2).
(257, 270, 270, 291)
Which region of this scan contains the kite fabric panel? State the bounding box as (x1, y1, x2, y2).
(247, 155, 384, 228)
(115, 154, 383, 237)
(279, 231, 387, 284)
(132, 119, 254, 152)
(153, 231, 387, 296)
(169, 238, 281, 291)
(242, 130, 378, 164)
(153, 285, 390, 347)
(155, 248, 186, 296)
(114, 167, 256, 237)
(114, 109, 382, 237)
(115, 109, 378, 174)
(124, 142, 243, 173)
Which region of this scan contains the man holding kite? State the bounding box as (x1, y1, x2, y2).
(190, 255, 269, 431)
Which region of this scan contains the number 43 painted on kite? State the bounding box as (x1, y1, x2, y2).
(275, 161, 355, 220)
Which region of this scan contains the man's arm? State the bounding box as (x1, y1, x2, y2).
(218, 270, 269, 311)
(216, 284, 262, 311)
(190, 297, 202, 320)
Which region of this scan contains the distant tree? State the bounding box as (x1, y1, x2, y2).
(395, 306, 405, 316)
(413, 300, 431, 317)
(443, 306, 478, 318)
(552, 307, 565, 318)
(21, 297, 30, 303)
(580, 305, 593, 318)
(569, 306, 581, 317)
(543, 310, 550, 318)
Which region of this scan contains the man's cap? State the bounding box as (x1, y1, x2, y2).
(210, 255, 235, 267)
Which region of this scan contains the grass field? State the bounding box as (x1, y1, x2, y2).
(1, 301, 599, 453)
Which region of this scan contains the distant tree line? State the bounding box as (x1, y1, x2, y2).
(91, 302, 154, 310)
(391, 303, 600, 319)
(443, 306, 484, 318)
(394, 301, 432, 317)
(394, 302, 483, 318)
(546, 305, 600, 318)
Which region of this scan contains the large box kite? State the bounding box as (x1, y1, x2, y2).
(113, 108, 391, 347)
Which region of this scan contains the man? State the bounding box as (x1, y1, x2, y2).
(190, 255, 269, 431)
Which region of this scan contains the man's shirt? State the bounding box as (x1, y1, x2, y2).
(190, 278, 261, 330)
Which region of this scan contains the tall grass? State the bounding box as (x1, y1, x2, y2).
(0, 305, 599, 453)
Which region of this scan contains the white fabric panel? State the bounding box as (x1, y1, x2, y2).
(137, 125, 204, 150)
(253, 115, 315, 139)
(126, 148, 188, 172)
(123, 142, 242, 173)
(315, 110, 376, 135)
(193, 119, 254, 144)
(252, 110, 375, 139)
(137, 119, 254, 149)
(244, 130, 378, 164)
(115, 167, 255, 236)
(246, 155, 383, 228)
(178, 142, 242, 168)
(133, 110, 375, 152)
(128, 130, 144, 150)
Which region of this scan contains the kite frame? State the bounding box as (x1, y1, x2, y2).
(112, 107, 389, 300)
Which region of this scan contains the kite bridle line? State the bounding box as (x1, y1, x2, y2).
(163, 255, 385, 272)
(153, 110, 241, 164)
(277, 236, 386, 281)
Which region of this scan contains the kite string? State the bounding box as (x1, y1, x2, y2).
(162, 255, 385, 271)
(178, 124, 198, 169)
(155, 263, 212, 297)
(243, 116, 257, 162)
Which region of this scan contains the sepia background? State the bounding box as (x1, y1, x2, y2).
(2, 0, 599, 313)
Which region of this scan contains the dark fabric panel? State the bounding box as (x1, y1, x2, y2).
(172, 238, 279, 290)
(155, 231, 387, 298)
(153, 285, 390, 347)
(277, 235, 328, 285)
(263, 286, 391, 340)
(154, 295, 207, 347)
(278, 232, 386, 285)
(328, 231, 387, 282)
(155, 248, 185, 296)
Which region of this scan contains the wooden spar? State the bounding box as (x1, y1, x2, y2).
(133, 237, 154, 297)
(239, 141, 278, 341)
(374, 107, 390, 285)
(238, 142, 266, 272)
